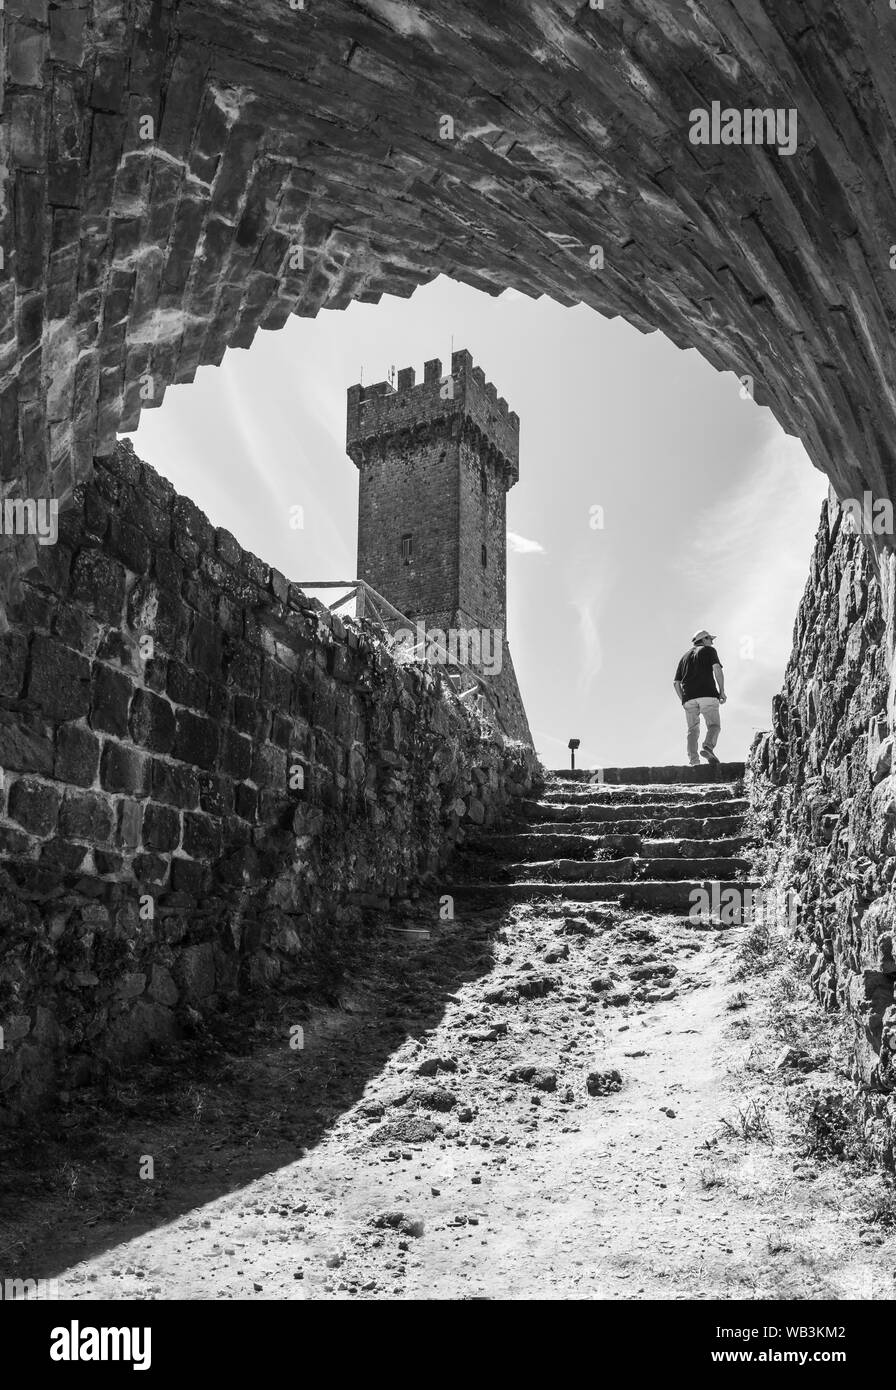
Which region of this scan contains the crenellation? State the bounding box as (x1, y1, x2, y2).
(346, 348, 520, 482)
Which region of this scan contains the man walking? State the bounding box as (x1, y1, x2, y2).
(673, 629, 726, 766)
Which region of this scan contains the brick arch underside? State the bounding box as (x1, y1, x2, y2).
(2, 0, 896, 611)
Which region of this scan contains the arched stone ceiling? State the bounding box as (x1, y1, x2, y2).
(2, 0, 896, 607)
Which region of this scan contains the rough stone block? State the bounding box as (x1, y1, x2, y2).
(94, 848, 124, 875)
(9, 22, 47, 87)
(119, 488, 170, 548)
(270, 713, 293, 749)
(224, 642, 261, 696)
(206, 682, 229, 722)
(100, 741, 148, 796)
(0, 633, 28, 697)
(153, 548, 184, 596)
(149, 965, 179, 1006)
(171, 858, 206, 894)
(152, 759, 199, 808)
(252, 743, 287, 791)
(215, 527, 242, 566)
(90, 663, 133, 736)
(49, 5, 86, 64)
(8, 778, 61, 835)
(59, 790, 114, 844)
(27, 636, 91, 721)
(173, 709, 218, 769)
(220, 727, 252, 780)
(117, 798, 143, 849)
(232, 693, 267, 737)
(235, 782, 258, 822)
(187, 615, 222, 677)
(53, 603, 102, 658)
(198, 771, 232, 817)
(261, 659, 291, 709)
(106, 517, 152, 574)
(182, 811, 222, 860)
(39, 839, 87, 871)
(0, 709, 54, 775)
(166, 659, 208, 711)
(172, 494, 214, 565)
(142, 801, 180, 853)
(0, 825, 35, 857)
(127, 578, 183, 654)
(129, 688, 176, 753)
(71, 548, 126, 625)
(132, 853, 167, 886)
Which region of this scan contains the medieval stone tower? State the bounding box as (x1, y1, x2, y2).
(346, 349, 531, 744)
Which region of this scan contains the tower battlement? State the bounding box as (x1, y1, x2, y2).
(346, 348, 519, 487)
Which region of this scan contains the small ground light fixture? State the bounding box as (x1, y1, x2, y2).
(568, 737, 580, 771)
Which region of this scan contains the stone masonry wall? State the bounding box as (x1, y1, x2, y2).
(355, 425, 460, 625)
(0, 440, 539, 1120)
(458, 432, 507, 631)
(749, 498, 896, 1165)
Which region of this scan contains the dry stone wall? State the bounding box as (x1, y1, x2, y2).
(0, 439, 538, 1119)
(749, 500, 896, 1165)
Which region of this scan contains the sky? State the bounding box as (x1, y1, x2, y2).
(123, 275, 829, 771)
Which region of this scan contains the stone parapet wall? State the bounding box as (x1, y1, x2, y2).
(749, 499, 896, 1165)
(0, 441, 539, 1119)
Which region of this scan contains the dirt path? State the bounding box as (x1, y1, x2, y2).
(19, 896, 894, 1301)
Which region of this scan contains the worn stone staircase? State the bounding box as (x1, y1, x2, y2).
(451, 762, 757, 912)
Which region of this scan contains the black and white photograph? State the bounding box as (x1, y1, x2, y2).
(0, 0, 894, 1361)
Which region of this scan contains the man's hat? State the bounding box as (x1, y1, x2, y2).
(691, 628, 716, 643)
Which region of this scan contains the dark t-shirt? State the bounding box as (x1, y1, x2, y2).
(674, 645, 722, 701)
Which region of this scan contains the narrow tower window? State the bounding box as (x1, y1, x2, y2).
(481, 543, 487, 567)
(480, 464, 488, 494)
(401, 533, 413, 564)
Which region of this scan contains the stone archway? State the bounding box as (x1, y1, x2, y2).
(3, 0, 896, 614)
(2, 0, 896, 1180)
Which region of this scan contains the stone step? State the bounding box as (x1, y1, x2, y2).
(462, 833, 750, 859)
(496, 856, 751, 884)
(449, 879, 759, 911)
(522, 814, 747, 838)
(643, 837, 749, 859)
(550, 763, 746, 785)
(538, 783, 744, 805)
(522, 798, 748, 823)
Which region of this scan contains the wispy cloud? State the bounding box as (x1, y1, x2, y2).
(670, 429, 827, 683)
(570, 593, 604, 693)
(507, 531, 545, 554)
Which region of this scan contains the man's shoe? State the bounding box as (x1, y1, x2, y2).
(700, 749, 720, 765)
(688, 760, 701, 767)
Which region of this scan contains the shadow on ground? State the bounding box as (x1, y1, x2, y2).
(0, 883, 517, 1283)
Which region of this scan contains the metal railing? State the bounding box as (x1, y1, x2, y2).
(294, 578, 510, 736)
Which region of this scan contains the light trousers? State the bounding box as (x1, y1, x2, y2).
(683, 697, 721, 764)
